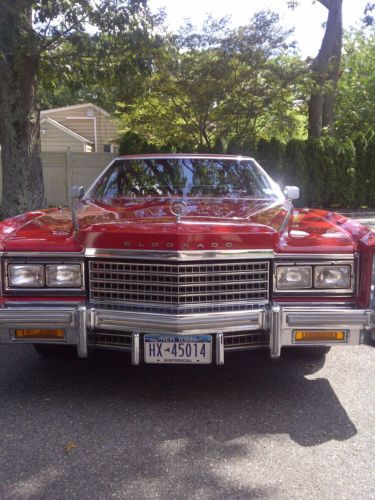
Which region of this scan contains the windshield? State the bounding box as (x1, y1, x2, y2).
(88, 158, 281, 200)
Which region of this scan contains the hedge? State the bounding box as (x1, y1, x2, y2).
(119, 131, 375, 209)
(231, 136, 363, 209)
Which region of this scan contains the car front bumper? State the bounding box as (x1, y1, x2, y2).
(0, 304, 373, 363)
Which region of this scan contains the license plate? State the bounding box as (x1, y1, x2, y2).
(144, 334, 212, 364)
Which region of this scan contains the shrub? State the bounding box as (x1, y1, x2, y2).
(283, 139, 307, 206)
(353, 132, 369, 207)
(256, 137, 285, 184)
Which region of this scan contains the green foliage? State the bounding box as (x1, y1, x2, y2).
(119, 131, 156, 154)
(363, 131, 375, 207)
(240, 136, 358, 209)
(335, 28, 375, 139)
(353, 132, 369, 207)
(37, 1, 161, 111)
(283, 139, 307, 205)
(118, 12, 307, 150)
(256, 137, 285, 183)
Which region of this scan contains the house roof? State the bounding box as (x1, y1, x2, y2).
(41, 103, 110, 118)
(41, 116, 93, 144)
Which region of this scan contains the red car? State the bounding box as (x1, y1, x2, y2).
(0, 154, 373, 364)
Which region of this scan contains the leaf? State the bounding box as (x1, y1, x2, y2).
(64, 441, 77, 454)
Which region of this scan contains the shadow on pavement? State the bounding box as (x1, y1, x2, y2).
(0, 346, 357, 499)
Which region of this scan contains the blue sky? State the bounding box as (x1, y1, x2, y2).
(149, 0, 369, 57)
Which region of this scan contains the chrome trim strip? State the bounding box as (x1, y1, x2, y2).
(88, 300, 269, 315)
(270, 305, 281, 358)
(4, 301, 85, 307)
(132, 332, 140, 365)
(83, 158, 118, 198)
(278, 205, 293, 234)
(91, 308, 266, 335)
(114, 155, 252, 161)
(216, 332, 224, 365)
(85, 248, 274, 260)
(274, 253, 355, 260)
(0, 308, 76, 327)
(1, 252, 84, 258)
(285, 309, 370, 327)
(85, 248, 356, 261)
(0, 250, 355, 261)
(77, 306, 88, 358)
(276, 302, 355, 307)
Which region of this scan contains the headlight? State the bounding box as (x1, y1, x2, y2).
(8, 265, 44, 287)
(46, 265, 82, 287)
(276, 266, 312, 289)
(315, 265, 351, 289)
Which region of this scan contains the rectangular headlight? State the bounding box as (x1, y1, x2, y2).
(46, 265, 82, 287)
(315, 265, 351, 289)
(8, 264, 44, 288)
(276, 266, 312, 289)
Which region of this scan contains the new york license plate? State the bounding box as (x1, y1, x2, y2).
(144, 334, 212, 364)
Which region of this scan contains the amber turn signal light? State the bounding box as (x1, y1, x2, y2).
(294, 330, 346, 342)
(14, 329, 65, 339)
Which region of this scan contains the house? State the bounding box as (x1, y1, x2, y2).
(40, 103, 119, 153)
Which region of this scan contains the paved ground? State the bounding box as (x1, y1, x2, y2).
(0, 345, 374, 500)
(1, 212, 375, 500)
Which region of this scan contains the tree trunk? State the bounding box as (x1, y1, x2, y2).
(308, 0, 343, 138)
(308, 92, 324, 139)
(0, 2, 46, 219)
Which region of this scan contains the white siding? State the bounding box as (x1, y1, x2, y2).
(41, 121, 85, 153)
(42, 105, 119, 153)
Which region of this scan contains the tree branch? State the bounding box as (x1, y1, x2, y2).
(317, 0, 331, 9)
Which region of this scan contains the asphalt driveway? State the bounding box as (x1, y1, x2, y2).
(0, 345, 374, 499)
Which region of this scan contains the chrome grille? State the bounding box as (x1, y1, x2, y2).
(89, 260, 269, 312)
(88, 331, 269, 351)
(224, 331, 269, 350)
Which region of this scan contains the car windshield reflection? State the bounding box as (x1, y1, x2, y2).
(87, 158, 282, 201)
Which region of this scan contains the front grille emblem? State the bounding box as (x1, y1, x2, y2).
(170, 200, 187, 220)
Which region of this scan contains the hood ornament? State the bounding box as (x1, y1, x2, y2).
(170, 200, 187, 222)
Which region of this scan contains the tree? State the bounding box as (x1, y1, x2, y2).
(38, 1, 163, 112)
(335, 28, 375, 139)
(0, 1, 93, 218)
(120, 12, 302, 151)
(364, 2, 375, 25)
(0, 0, 154, 218)
(307, 0, 343, 138)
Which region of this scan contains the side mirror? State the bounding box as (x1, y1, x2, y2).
(69, 186, 85, 200)
(283, 186, 300, 201)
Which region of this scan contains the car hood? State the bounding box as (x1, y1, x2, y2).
(0, 199, 359, 254)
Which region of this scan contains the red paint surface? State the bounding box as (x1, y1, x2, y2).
(0, 171, 375, 305)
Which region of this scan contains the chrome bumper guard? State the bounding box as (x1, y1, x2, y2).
(0, 304, 373, 363)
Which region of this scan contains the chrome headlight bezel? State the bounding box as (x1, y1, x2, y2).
(274, 261, 354, 294)
(5, 259, 84, 292)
